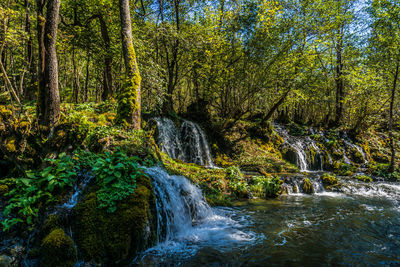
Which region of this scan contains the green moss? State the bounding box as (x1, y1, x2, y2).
(320, 173, 339, 190)
(249, 175, 282, 198)
(355, 175, 373, 183)
(40, 228, 77, 267)
(74, 174, 157, 265)
(0, 184, 9, 196)
(115, 44, 141, 129)
(302, 178, 313, 194)
(333, 162, 356, 176)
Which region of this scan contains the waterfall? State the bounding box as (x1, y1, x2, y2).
(274, 123, 322, 172)
(282, 176, 325, 195)
(343, 140, 368, 164)
(140, 166, 256, 260)
(292, 141, 309, 171)
(153, 117, 216, 168)
(145, 166, 213, 242)
(154, 117, 183, 159)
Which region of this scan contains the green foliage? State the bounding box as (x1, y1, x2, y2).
(74, 174, 157, 265)
(288, 123, 307, 136)
(1, 149, 145, 230)
(92, 150, 145, 213)
(1, 153, 78, 231)
(226, 166, 248, 197)
(249, 175, 282, 198)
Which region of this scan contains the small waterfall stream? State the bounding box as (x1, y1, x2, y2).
(274, 123, 322, 172)
(154, 117, 216, 168)
(137, 166, 257, 263)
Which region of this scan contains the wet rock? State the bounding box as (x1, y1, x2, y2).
(73, 174, 157, 265)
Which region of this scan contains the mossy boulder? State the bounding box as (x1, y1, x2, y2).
(74, 174, 157, 265)
(355, 175, 373, 183)
(302, 178, 313, 194)
(320, 173, 339, 190)
(349, 147, 364, 164)
(40, 228, 77, 267)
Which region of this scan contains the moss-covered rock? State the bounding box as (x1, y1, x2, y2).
(354, 174, 373, 183)
(40, 228, 77, 267)
(302, 178, 313, 194)
(74, 174, 157, 265)
(320, 173, 339, 190)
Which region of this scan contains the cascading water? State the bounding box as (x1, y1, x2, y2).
(274, 123, 322, 172)
(136, 166, 258, 264)
(61, 171, 93, 209)
(153, 117, 216, 168)
(343, 139, 368, 164)
(153, 117, 183, 159)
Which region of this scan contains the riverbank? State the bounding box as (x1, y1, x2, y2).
(0, 102, 399, 266)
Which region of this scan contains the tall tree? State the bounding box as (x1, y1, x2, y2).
(116, 0, 141, 129)
(369, 0, 400, 173)
(36, 0, 61, 128)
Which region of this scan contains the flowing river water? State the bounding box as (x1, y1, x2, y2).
(133, 173, 400, 266)
(134, 119, 400, 266)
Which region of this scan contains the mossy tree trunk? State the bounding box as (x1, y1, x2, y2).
(36, 0, 61, 128)
(116, 0, 141, 129)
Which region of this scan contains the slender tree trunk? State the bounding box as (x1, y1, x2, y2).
(162, 0, 180, 114)
(98, 14, 113, 100)
(116, 0, 141, 129)
(389, 59, 399, 173)
(263, 88, 291, 124)
(25, 0, 36, 100)
(84, 50, 90, 102)
(36, 0, 61, 128)
(334, 29, 344, 126)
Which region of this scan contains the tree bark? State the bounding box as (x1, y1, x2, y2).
(36, 0, 61, 128)
(116, 0, 141, 129)
(98, 14, 113, 100)
(389, 59, 399, 173)
(162, 0, 180, 114)
(263, 89, 291, 124)
(334, 28, 344, 126)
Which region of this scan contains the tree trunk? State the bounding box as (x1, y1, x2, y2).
(25, 0, 36, 100)
(389, 59, 399, 173)
(162, 0, 180, 114)
(98, 14, 113, 100)
(116, 0, 141, 129)
(36, 0, 61, 128)
(84, 49, 90, 102)
(263, 88, 291, 124)
(334, 29, 344, 126)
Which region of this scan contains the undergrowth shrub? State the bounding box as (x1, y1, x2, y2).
(1, 149, 145, 231)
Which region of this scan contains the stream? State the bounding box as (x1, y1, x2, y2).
(134, 179, 400, 266)
(133, 119, 400, 266)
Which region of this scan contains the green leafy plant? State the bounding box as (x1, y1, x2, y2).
(226, 166, 248, 197)
(249, 175, 282, 198)
(2, 153, 78, 231)
(92, 150, 145, 213)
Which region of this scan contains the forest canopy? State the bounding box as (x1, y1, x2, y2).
(0, 0, 399, 132)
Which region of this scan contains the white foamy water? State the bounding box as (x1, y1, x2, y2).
(138, 167, 260, 261)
